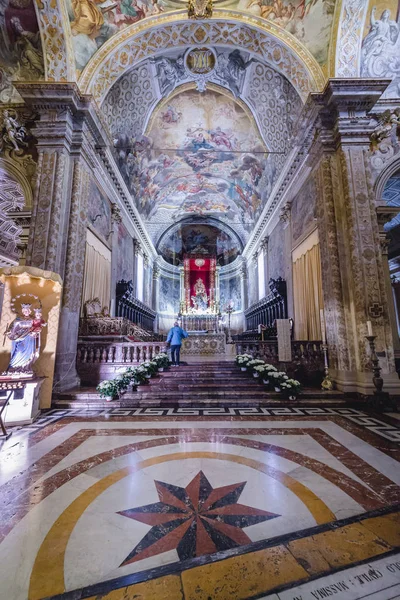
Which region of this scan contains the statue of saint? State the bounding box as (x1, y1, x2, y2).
(191, 277, 208, 311)
(5, 300, 46, 375)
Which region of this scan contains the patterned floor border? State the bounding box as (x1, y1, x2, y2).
(4, 407, 400, 444)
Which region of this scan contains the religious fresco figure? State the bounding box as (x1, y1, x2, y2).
(10, 16, 44, 77)
(362, 7, 399, 64)
(361, 6, 400, 97)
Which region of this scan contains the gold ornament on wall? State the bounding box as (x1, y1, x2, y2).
(188, 0, 212, 19)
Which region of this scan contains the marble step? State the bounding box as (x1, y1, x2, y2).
(53, 395, 347, 409)
(140, 384, 305, 392)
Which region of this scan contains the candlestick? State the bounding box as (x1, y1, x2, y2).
(365, 335, 395, 411)
(367, 320, 373, 337)
(320, 309, 326, 343)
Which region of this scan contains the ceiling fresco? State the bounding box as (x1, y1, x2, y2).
(157, 220, 242, 265)
(0, 0, 45, 102)
(103, 46, 301, 245)
(65, 0, 337, 72)
(113, 87, 273, 245)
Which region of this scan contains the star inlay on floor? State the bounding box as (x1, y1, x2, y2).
(118, 471, 279, 566)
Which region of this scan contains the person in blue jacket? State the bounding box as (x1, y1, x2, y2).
(167, 321, 188, 367)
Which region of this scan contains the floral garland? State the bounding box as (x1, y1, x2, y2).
(235, 354, 301, 397)
(97, 352, 170, 400)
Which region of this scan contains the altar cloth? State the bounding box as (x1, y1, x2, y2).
(181, 333, 226, 356)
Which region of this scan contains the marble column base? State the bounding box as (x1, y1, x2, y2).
(331, 369, 400, 395)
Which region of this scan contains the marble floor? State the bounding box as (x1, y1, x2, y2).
(0, 407, 400, 600)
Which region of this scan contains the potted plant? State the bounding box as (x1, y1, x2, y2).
(133, 365, 148, 385)
(114, 372, 131, 394)
(269, 371, 289, 392)
(124, 367, 139, 390)
(280, 379, 301, 400)
(259, 364, 278, 386)
(142, 360, 158, 378)
(97, 379, 119, 402)
(247, 359, 266, 377)
(235, 354, 253, 371)
(153, 352, 169, 371)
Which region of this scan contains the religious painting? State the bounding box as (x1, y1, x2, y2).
(291, 173, 317, 245)
(87, 181, 111, 243)
(159, 275, 180, 314)
(117, 222, 133, 282)
(115, 89, 267, 245)
(219, 275, 242, 312)
(65, 0, 164, 71)
(244, 0, 337, 66)
(269, 219, 286, 281)
(361, 0, 400, 98)
(0, 0, 44, 103)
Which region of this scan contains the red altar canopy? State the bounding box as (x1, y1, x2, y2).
(184, 257, 216, 311)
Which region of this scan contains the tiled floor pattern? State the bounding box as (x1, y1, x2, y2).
(0, 409, 399, 600)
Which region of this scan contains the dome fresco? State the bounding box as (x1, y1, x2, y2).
(157, 220, 242, 265)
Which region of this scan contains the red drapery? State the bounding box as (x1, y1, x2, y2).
(184, 257, 216, 311)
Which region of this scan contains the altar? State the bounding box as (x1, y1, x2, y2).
(179, 256, 225, 355)
(181, 333, 226, 356)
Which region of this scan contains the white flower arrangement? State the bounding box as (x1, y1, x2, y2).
(235, 353, 253, 366)
(281, 379, 301, 392)
(269, 371, 287, 379)
(263, 364, 278, 372)
(247, 359, 265, 372)
(97, 379, 118, 398)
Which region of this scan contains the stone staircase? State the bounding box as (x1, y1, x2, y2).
(53, 361, 347, 409)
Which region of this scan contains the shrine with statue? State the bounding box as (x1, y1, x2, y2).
(179, 256, 222, 333)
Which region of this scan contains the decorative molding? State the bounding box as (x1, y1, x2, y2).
(34, 0, 75, 82)
(79, 14, 325, 103)
(335, 0, 369, 78)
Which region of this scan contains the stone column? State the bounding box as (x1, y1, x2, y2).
(132, 239, 141, 297)
(240, 259, 248, 313)
(25, 110, 74, 275)
(56, 159, 91, 389)
(315, 80, 400, 394)
(251, 251, 259, 305)
(16, 83, 113, 391)
(279, 202, 294, 318)
(260, 236, 269, 293)
(152, 261, 160, 331)
(110, 204, 121, 317)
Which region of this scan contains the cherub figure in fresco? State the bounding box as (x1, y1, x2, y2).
(209, 126, 234, 150)
(294, 0, 318, 20)
(160, 104, 182, 125)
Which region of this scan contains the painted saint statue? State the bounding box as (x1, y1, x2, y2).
(191, 277, 208, 311)
(5, 301, 46, 374)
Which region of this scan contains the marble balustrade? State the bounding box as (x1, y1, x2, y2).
(236, 340, 326, 384)
(76, 340, 168, 385)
